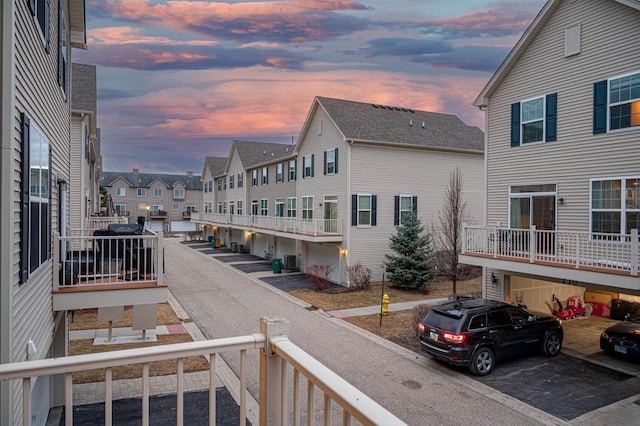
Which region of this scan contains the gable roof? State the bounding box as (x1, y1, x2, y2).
(202, 156, 227, 179)
(232, 140, 295, 169)
(299, 97, 483, 153)
(71, 63, 96, 113)
(101, 171, 202, 190)
(474, 0, 640, 106)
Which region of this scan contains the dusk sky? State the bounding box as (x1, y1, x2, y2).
(74, 0, 547, 174)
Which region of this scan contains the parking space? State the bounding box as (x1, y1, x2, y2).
(232, 261, 273, 273)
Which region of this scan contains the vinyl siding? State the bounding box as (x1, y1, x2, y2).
(69, 115, 84, 229)
(485, 0, 640, 231)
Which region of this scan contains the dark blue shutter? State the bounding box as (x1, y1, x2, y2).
(593, 80, 607, 134)
(412, 196, 418, 216)
(310, 154, 314, 177)
(20, 113, 30, 284)
(510, 102, 520, 147)
(29, 0, 36, 15)
(294, 160, 297, 181)
(323, 151, 327, 175)
(545, 93, 557, 142)
(57, 1, 63, 88)
(44, 0, 50, 53)
(334, 148, 338, 173)
(266, 168, 268, 184)
(371, 195, 377, 226)
(394, 196, 399, 226)
(351, 195, 357, 226)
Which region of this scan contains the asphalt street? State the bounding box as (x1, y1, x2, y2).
(165, 239, 556, 425)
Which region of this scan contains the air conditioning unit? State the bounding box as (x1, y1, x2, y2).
(283, 255, 296, 270)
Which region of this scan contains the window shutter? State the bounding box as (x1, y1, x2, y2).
(266, 168, 268, 184)
(394, 196, 399, 226)
(510, 102, 520, 147)
(545, 93, 557, 142)
(351, 195, 357, 226)
(311, 154, 314, 177)
(29, 0, 36, 15)
(20, 113, 31, 284)
(44, 0, 50, 53)
(412, 196, 418, 216)
(334, 148, 338, 173)
(593, 80, 607, 134)
(371, 195, 377, 226)
(57, 1, 63, 88)
(323, 151, 327, 175)
(294, 160, 297, 181)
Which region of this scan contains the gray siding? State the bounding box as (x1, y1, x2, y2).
(485, 0, 640, 230)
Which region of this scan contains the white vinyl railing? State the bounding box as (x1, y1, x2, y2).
(462, 225, 640, 275)
(53, 230, 164, 289)
(191, 212, 343, 236)
(86, 216, 129, 231)
(0, 318, 405, 426)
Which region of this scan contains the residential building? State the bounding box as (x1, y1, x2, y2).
(202, 155, 227, 216)
(101, 169, 203, 233)
(193, 97, 484, 284)
(70, 63, 102, 230)
(0, 1, 87, 424)
(460, 0, 640, 312)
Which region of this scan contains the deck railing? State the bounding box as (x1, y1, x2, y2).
(86, 216, 128, 231)
(0, 318, 405, 426)
(192, 212, 343, 236)
(53, 230, 164, 290)
(462, 225, 640, 276)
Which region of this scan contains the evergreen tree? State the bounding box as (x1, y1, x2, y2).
(385, 214, 436, 290)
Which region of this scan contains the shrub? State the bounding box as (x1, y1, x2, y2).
(306, 263, 333, 291)
(413, 304, 432, 335)
(346, 262, 372, 291)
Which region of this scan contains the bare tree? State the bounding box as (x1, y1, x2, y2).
(434, 168, 469, 294)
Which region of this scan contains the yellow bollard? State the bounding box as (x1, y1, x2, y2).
(382, 293, 389, 316)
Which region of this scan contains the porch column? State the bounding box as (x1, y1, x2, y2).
(259, 317, 290, 426)
(529, 225, 536, 263)
(632, 229, 639, 276)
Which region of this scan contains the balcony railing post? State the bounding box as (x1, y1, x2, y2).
(632, 229, 639, 276)
(53, 232, 60, 290)
(461, 223, 467, 254)
(157, 231, 164, 285)
(259, 317, 290, 426)
(575, 232, 580, 269)
(529, 225, 536, 263)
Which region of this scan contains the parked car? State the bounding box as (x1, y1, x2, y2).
(418, 298, 563, 376)
(600, 315, 640, 360)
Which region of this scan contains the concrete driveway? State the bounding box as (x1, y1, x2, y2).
(165, 239, 558, 426)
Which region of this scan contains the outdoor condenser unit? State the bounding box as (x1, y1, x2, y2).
(283, 255, 296, 270)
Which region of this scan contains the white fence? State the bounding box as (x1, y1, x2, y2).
(462, 225, 640, 275)
(0, 318, 405, 426)
(192, 213, 343, 236)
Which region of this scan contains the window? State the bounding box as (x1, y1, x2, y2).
(204, 182, 208, 193)
(275, 199, 284, 217)
(468, 314, 487, 330)
(29, 0, 51, 50)
(186, 204, 197, 212)
(261, 199, 268, 216)
(262, 167, 268, 185)
(303, 155, 314, 178)
(288, 160, 297, 181)
(116, 187, 126, 197)
(223, 201, 227, 214)
(137, 188, 146, 197)
(208, 180, 213, 192)
(57, 1, 67, 94)
(115, 204, 126, 214)
(251, 200, 259, 216)
(238, 173, 243, 188)
(154, 188, 163, 197)
(223, 177, 227, 190)
(352, 194, 377, 226)
(252, 170, 258, 186)
(591, 177, 640, 236)
(511, 94, 557, 146)
(229, 201, 235, 215)
(173, 203, 180, 211)
(302, 196, 314, 220)
(237, 200, 243, 215)
(607, 72, 640, 131)
(229, 175, 234, 189)
(217, 202, 223, 214)
(324, 149, 338, 175)
(20, 114, 51, 282)
(394, 195, 417, 225)
(153, 204, 164, 213)
(174, 188, 184, 198)
(287, 197, 297, 218)
(206, 202, 212, 213)
(217, 178, 222, 191)
(276, 163, 284, 183)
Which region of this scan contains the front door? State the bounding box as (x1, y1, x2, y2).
(324, 196, 338, 233)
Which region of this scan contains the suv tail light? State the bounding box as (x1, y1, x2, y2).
(443, 332, 465, 343)
(417, 322, 426, 333)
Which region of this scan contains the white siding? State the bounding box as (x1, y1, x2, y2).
(69, 115, 85, 229)
(306, 242, 340, 283)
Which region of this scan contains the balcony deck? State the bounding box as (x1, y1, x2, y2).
(191, 212, 343, 242)
(461, 225, 640, 291)
(53, 229, 167, 310)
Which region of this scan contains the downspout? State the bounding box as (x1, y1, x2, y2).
(480, 104, 489, 299)
(0, 0, 15, 422)
(346, 139, 352, 286)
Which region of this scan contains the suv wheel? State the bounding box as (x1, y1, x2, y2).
(469, 347, 495, 376)
(543, 331, 562, 356)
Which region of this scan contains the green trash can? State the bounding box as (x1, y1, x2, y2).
(272, 258, 282, 274)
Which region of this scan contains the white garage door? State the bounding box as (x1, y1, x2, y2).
(307, 243, 340, 283)
(171, 220, 197, 232)
(150, 220, 164, 232)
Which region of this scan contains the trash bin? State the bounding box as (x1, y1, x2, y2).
(272, 258, 282, 274)
(211, 238, 216, 249)
(231, 242, 238, 253)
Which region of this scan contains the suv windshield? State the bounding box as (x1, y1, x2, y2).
(423, 310, 461, 331)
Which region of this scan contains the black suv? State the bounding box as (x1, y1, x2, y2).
(418, 298, 563, 375)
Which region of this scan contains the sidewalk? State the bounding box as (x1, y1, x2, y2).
(326, 297, 450, 318)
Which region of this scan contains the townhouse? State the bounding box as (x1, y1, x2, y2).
(193, 96, 485, 284)
(460, 0, 640, 313)
(101, 169, 203, 233)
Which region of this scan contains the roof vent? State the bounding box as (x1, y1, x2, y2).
(422, 122, 426, 128)
(271, 152, 274, 156)
(263, 150, 266, 155)
(409, 120, 413, 126)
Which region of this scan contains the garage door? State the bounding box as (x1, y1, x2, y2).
(306, 243, 339, 283)
(150, 220, 164, 232)
(510, 276, 585, 314)
(171, 220, 197, 232)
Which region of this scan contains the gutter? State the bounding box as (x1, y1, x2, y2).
(347, 138, 484, 156)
